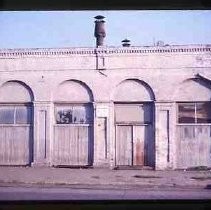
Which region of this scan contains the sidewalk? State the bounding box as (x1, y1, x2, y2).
(0, 166, 211, 190)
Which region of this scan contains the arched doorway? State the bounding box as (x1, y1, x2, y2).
(174, 78, 211, 169)
(0, 81, 34, 165)
(113, 79, 155, 168)
(52, 80, 94, 166)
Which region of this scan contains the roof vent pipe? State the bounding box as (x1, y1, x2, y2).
(122, 39, 131, 47)
(156, 40, 165, 47)
(94, 15, 106, 47)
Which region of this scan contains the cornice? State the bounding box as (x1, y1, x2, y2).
(0, 45, 210, 58)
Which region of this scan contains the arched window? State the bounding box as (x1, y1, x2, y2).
(0, 81, 34, 165)
(53, 80, 94, 166)
(174, 78, 211, 169)
(113, 79, 155, 168)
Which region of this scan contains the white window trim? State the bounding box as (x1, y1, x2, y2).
(177, 101, 211, 125)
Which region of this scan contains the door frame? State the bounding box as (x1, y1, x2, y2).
(114, 102, 155, 168)
(52, 102, 94, 167)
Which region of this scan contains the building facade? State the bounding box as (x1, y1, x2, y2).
(0, 41, 211, 170)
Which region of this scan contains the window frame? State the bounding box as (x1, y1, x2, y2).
(54, 103, 93, 125)
(177, 101, 211, 125)
(0, 103, 33, 126)
(114, 102, 153, 125)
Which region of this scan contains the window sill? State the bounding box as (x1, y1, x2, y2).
(177, 123, 211, 126)
(0, 124, 32, 127)
(54, 124, 91, 127)
(115, 122, 151, 126)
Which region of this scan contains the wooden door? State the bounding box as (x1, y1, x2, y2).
(115, 125, 148, 167)
(53, 104, 93, 166)
(0, 105, 33, 166)
(177, 125, 211, 168)
(133, 125, 145, 166)
(53, 125, 92, 166)
(115, 103, 154, 167)
(116, 125, 133, 166)
(0, 126, 32, 165)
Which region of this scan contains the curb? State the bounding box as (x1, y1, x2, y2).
(0, 182, 209, 191)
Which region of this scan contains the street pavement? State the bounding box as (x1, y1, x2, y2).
(0, 186, 211, 200)
(0, 166, 211, 200)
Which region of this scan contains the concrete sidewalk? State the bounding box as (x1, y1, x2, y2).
(0, 166, 211, 190)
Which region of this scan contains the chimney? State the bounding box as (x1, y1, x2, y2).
(94, 15, 106, 47)
(122, 39, 131, 47)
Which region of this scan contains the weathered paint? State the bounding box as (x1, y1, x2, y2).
(159, 110, 170, 166)
(133, 125, 145, 166)
(177, 125, 211, 168)
(115, 124, 154, 167)
(53, 125, 93, 166)
(37, 110, 47, 160)
(0, 44, 210, 170)
(95, 117, 108, 165)
(0, 126, 32, 165)
(115, 125, 132, 166)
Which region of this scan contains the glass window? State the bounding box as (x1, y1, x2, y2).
(178, 102, 211, 124)
(72, 106, 86, 123)
(0, 105, 32, 124)
(0, 107, 14, 124)
(85, 105, 94, 123)
(16, 106, 32, 124)
(178, 103, 195, 123)
(55, 104, 93, 124)
(56, 107, 73, 124)
(196, 102, 211, 123)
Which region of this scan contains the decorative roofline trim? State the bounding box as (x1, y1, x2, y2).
(0, 45, 211, 58)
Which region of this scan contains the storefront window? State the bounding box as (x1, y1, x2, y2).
(0, 105, 32, 124)
(55, 104, 93, 124)
(178, 102, 211, 123)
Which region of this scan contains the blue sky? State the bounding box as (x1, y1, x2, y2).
(0, 11, 211, 49)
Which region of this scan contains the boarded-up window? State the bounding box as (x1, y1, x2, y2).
(55, 104, 93, 124)
(0, 105, 32, 124)
(115, 104, 152, 123)
(178, 102, 211, 124)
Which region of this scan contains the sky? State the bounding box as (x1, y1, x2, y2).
(0, 10, 211, 49)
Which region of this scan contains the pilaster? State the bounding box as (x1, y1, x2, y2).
(32, 101, 53, 167)
(155, 102, 175, 170)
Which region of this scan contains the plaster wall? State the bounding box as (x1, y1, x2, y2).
(0, 45, 210, 169)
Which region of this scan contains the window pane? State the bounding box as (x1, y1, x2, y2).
(115, 104, 152, 123)
(0, 107, 15, 124)
(72, 105, 93, 124)
(85, 105, 93, 123)
(196, 102, 211, 123)
(178, 103, 195, 123)
(142, 104, 152, 123)
(16, 106, 32, 124)
(72, 106, 86, 123)
(56, 107, 73, 124)
(55, 105, 93, 124)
